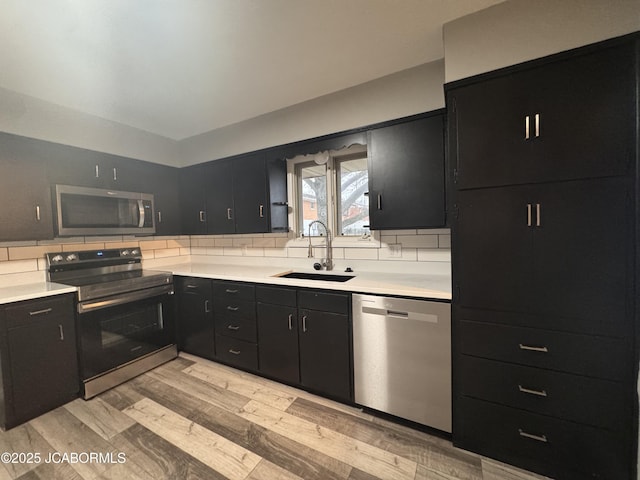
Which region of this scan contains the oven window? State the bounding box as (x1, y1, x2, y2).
(77, 294, 174, 380)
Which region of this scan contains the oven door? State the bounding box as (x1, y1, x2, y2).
(76, 286, 175, 381)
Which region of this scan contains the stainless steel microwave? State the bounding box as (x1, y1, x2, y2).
(55, 185, 155, 236)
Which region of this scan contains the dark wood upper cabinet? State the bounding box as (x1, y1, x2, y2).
(450, 41, 635, 190)
(0, 133, 54, 241)
(367, 112, 446, 230)
(205, 159, 235, 235)
(232, 153, 267, 234)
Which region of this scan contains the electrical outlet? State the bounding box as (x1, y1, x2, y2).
(388, 244, 402, 257)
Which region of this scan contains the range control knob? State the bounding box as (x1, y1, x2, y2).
(50, 254, 64, 263)
(131, 248, 140, 256)
(65, 253, 78, 262)
(121, 249, 130, 256)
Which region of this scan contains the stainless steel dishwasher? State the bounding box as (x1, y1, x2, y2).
(352, 294, 451, 432)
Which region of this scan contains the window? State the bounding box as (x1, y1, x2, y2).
(289, 145, 369, 237)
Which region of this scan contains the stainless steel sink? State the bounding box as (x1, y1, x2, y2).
(274, 271, 355, 282)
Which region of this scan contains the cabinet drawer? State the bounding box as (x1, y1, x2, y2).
(215, 335, 258, 371)
(456, 397, 631, 480)
(457, 320, 629, 381)
(177, 276, 211, 294)
(212, 281, 255, 301)
(459, 356, 628, 431)
(214, 300, 257, 342)
(5, 294, 74, 328)
(298, 290, 349, 314)
(256, 285, 297, 307)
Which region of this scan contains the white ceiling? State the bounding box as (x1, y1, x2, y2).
(0, 0, 503, 141)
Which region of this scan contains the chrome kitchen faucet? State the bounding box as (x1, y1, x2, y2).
(307, 220, 333, 271)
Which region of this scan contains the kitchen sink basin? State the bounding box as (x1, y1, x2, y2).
(275, 272, 355, 282)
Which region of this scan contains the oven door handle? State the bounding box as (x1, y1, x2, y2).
(78, 284, 174, 314)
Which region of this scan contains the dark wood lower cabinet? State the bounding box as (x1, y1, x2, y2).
(0, 294, 78, 429)
(176, 277, 215, 360)
(257, 301, 300, 385)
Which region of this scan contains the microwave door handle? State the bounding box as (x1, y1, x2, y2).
(138, 199, 145, 228)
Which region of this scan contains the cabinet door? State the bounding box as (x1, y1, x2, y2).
(206, 159, 235, 234)
(451, 75, 531, 189)
(298, 309, 351, 401)
(454, 186, 533, 312)
(529, 43, 634, 183)
(5, 296, 78, 427)
(368, 114, 445, 229)
(180, 165, 208, 235)
(150, 164, 182, 235)
(233, 153, 268, 234)
(257, 303, 299, 384)
(530, 179, 630, 336)
(0, 135, 53, 241)
(176, 277, 215, 359)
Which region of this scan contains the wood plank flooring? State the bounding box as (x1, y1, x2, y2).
(0, 354, 551, 480)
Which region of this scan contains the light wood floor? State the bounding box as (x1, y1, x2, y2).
(0, 354, 550, 480)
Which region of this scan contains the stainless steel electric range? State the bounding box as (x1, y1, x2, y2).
(46, 248, 177, 399)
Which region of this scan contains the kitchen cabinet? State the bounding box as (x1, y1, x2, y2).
(180, 151, 288, 235)
(448, 34, 638, 480)
(0, 133, 54, 241)
(0, 294, 78, 429)
(256, 286, 299, 384)
(451, 40, 635, 190)
(367, 112, 445, 229)
(212, 280, 258, 370)
(147, 163, 182, 236)
(298, 290, 351, 402)
(176, 277, 215, 360)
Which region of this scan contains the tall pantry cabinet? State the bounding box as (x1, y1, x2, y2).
(447, 34, 639, 480)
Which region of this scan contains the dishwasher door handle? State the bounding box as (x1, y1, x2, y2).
(361, 305, 439, 323)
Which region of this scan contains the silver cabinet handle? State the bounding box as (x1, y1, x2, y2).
(229, 349, 241, 355)
(227, 325, 240, 331)
(58, 324, 64, 341)
(157, 211, 162, 223)
(199, 210, 206, 223)
(288, 313, 293, 331)
(518, 429, 547, 443)
(227, 208, 233, 220)
(226, 306, 239, 312)
(519, 343, 548, 353)
(525, 115, 530, 140)
(518, 385, 548, 397)
(302, 315, 307, 333)
(95, 164, 100, 178)
(377, 194, 382, 210)
(113, 167, 117, 181)
(225, 289, 238, 294)
(535, 113, 540, 138)
(186, 284, 198, 289)
(535, 203, 541, 227)
(29, 308, 52, 316)
(259, 204, 264, 218)
(527, 204, 532, 227)
(204, 300, 211, 313)
(36, 205, 41, 221)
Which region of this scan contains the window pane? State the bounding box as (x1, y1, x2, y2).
(337, 157, 369, 235)
(298, 162, 328, 235)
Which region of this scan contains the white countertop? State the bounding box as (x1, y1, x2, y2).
(0, 282, 77, 306)
(165, 262, 451, 301)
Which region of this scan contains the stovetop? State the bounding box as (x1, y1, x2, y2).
(46, 248, 173, 302)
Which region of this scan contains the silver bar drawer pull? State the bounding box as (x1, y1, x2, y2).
(518, 385, 548, 397)
(113, 167, 117, 181)
(36, 205, 41, 221)
(95, 165, 100, 178)
(525, 115, 530, 140)
(527, 204, 532, 227)
(204, 300, 211, 313)
(227, 325, 240, 331)
(518, 429, 548, 443)
(288, 313, 293, 330)
(226, 289, 239, 294)
(377, 194, 382, 210)
(58, 324, 64, 341)
(535, 203, 541, 227)
(535, 113, 540, 137)
(199, 211, 206, 223)
(519, 343, 549, 353)
(229, 349, 241, 355)
(29, 308, 52, 316)
(226, 306, 239, 312)
(227, 208, 232, 220)
(259, 205, 264, 218)
(302, 315, 307, 332)
(158, 211, 162, 223)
